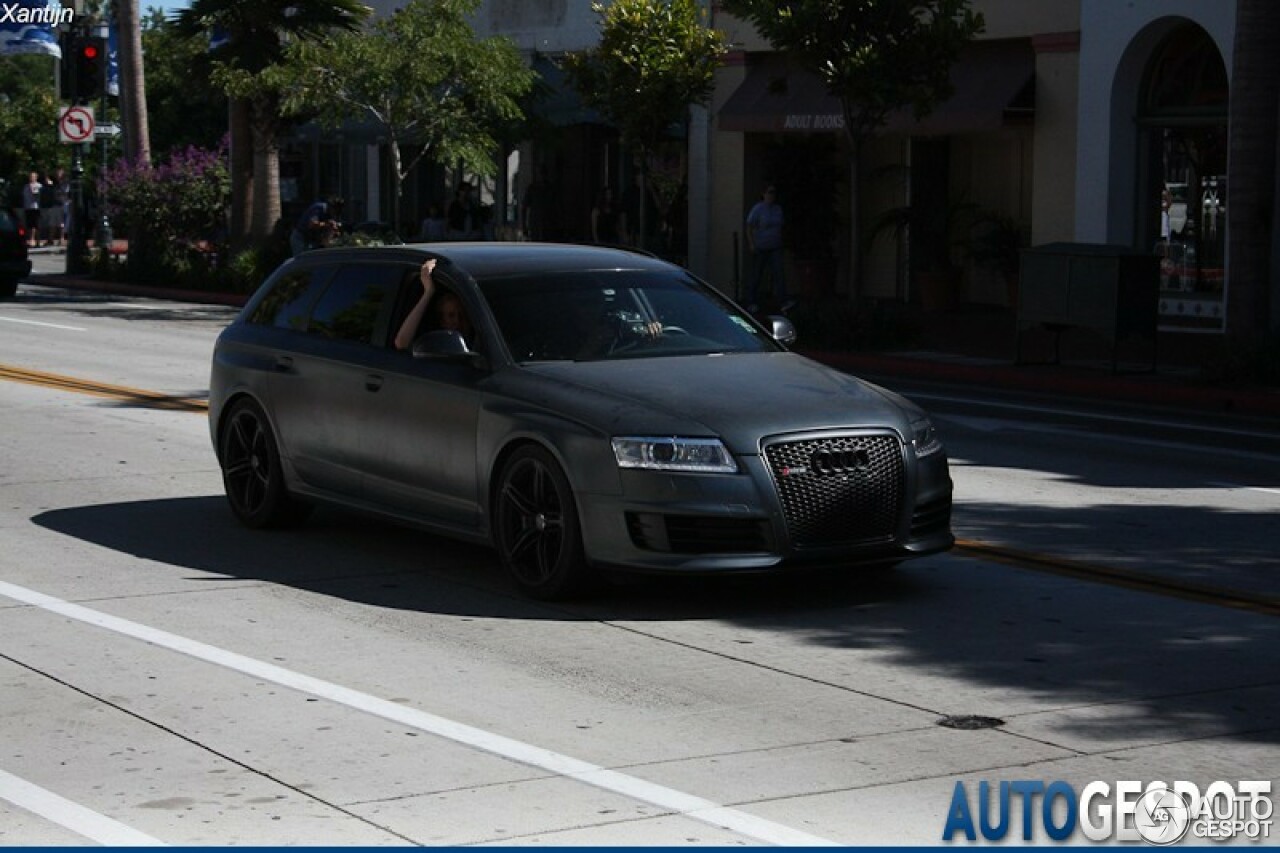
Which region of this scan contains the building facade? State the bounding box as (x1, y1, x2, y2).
(304, 0, 1265, 340)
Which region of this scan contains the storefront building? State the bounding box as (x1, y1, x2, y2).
(699, 0, 1244, 336)
(295, 1, 1263, 340)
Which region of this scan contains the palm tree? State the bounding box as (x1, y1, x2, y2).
(176, 0, 370, 241)
(1226, 0, 1280, 346)
(114, 0, 151, 167)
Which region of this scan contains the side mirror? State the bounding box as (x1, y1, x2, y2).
(769, 315, 797, 346)
(412, 329, 473, 359)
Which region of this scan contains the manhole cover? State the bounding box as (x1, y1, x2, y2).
(937, 715, 1005, 730)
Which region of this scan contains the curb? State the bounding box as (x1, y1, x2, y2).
(30, 274, 249, 308)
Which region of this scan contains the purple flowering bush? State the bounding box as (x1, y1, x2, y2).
(99, 140, 230, 287)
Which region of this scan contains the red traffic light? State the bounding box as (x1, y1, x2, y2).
(82, 44, 99, 59)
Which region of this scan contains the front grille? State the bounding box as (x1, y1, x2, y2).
(627, 513, 772, 554)
(911, 495, 952, 539)
(764, 434, 904, 549)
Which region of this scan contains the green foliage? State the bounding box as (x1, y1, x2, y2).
(175, 0, 372, 76)
(280, 0, 535, 182)
(563, 0, 726, 157)
(721, 0, 984, 140)
(99, 142, 231, 288)
(141, 9, 228, 157)
(224, 240, 290, 293)
(0, 55, 64, 196)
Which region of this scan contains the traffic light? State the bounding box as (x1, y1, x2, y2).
(59, 36, 77, 100)
(73, 37, 107, 100)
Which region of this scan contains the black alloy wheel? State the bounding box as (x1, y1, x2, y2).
(219, 399, 310, 528)
(495, 445, 589, 600)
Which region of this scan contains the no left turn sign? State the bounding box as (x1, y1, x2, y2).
(59, 106, 95, 144)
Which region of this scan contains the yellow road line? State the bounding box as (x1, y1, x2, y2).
(0, 363, 208, 414)
(956, 538, 1279, 618)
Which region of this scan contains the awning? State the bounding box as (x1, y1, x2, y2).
(719, 39, 1035, 136)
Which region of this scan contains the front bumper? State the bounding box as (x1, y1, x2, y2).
(577, 436, 953, 574)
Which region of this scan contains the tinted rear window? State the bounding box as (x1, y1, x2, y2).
(0, 209, 18, 232)
(248, 266, 331, 330)
(306, 263, 403, 344)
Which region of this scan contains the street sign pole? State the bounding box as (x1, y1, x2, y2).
(94, 20, 113, 252)
(66, 143, 89, 276)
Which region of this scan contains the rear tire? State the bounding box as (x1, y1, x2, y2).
(0, 278, 17, 300)
(494, 445, 590, 600)
(219, 398, 311, 528)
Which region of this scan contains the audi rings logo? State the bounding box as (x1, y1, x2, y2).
(810, 447, 871, 475)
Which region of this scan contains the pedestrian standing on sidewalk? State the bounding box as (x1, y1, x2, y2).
(39, 170, 60, 247)
(22, 172, 41, 247)
(745, 184, 791, 313)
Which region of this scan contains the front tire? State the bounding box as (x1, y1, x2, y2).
(219, 398, 310, 528)
(494, 445, 589, 600)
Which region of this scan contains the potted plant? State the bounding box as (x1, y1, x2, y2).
(966, 211, 1028, 308)
(867, 188, 976, 310)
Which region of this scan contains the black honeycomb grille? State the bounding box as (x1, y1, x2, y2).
(764, 434, 905, 549)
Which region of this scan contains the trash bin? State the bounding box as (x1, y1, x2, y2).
(1016, 242, 1159, 372)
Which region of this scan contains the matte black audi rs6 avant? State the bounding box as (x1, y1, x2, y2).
(210, 243, 953, 599)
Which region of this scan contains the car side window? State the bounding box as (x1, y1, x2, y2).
(247, 266, 330, 331)
(306, 263, 402, 345)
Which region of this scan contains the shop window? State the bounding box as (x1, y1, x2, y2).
(1141, 24, 1228, 331)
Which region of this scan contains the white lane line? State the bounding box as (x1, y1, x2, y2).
(0, 768, 165, 846)
(0, 315, 87, 332)
(0, 580, 839, 847)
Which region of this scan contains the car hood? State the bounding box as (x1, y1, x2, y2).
(519, 352, 918, 453)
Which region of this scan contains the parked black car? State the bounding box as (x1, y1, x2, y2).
(0, 208, 32, 299)
(209, 244, 953, 599)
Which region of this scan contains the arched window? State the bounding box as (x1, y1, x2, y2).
(1140, 23, 1228, 331)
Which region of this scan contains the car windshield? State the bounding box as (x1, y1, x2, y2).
(478, 270, 782, 363)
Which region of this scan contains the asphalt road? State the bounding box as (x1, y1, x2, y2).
(1, 279, 1277, 845)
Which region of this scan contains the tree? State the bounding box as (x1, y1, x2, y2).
(175, 0, 371, 241)
(141, 10, 227, 157)
(1226, 0, 1280, 347)
(113, 0, 151, 166)
(563, 0, 725, 249)
(721, 0, 984, 297)
(0, 55, 62, 199)
(281, 0, 535, 233)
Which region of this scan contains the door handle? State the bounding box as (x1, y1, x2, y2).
(365, 374, 383, 392)
(274, 356, 294, 372)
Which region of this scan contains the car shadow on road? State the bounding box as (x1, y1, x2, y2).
(32, 495, 1280, 748)
(30, 495, 918, 622)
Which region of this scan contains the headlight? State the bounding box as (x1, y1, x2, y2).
(912, 419, 943, 457)
(611, 436, 737, 473)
